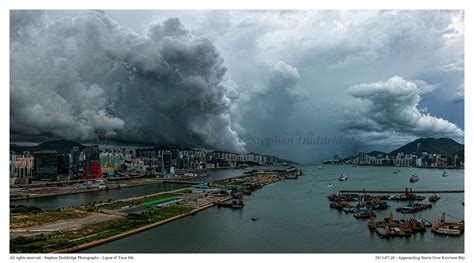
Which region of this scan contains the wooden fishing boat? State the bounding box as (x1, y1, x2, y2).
(429, 193, 441, 202)
(431, 213, 464, 236)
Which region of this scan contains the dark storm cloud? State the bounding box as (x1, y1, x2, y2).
(343, 76, 464, 147)
(10, 11, 245, 152)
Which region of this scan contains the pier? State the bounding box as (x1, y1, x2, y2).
(339, 189, 464, 194)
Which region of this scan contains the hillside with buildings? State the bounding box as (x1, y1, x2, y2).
(323, 137, 464, 169)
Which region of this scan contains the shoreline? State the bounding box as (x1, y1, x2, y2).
(320, 164, 464, 170)
(52, 196, 232, 253)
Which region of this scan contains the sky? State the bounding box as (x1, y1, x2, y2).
(10, 10, 464, 163)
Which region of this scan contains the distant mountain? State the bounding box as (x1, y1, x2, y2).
(10, 140, 86, 154)
(389, 138, 464, 157)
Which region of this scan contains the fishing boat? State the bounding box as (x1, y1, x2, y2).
(342, 206, 357, 213)
(330, 201, 350, 210)
(354, 208, 375, 219)
(429, 193, 441, 202)
(409, 175, 419, 183)
(317, 165, 323, 169)
(338, 174, 348, 181)
(431, 213, 464, 236)
(396, 206, 417, 213)
(368, 196, 389, 210)
(442, 170, 448, 177)
(368, 216, 378, 230)
(396, 201, 432, 213)
(375, 225, 391, 239)
(250, 217, 260, 222)
(391, 226, 411, 237)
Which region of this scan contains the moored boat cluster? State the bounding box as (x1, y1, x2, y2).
(327, 192, 464, 239)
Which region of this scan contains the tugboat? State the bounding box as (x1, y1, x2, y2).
(409, 175, 419, 183)
(338, 174, 348, 181)
(432, 213, 464, 236)
(442, 170, 448, 177)
(429, 193, 441, 202)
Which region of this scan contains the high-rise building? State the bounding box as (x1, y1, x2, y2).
(81, 145, 101, 180)
(71, 146, 80, 179)
(33, 151, 58, 181)
(163, 151, 172, 173)
(57, 154, 70, 175)
(416, 143, 421, 157)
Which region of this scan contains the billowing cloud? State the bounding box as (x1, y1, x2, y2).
(10, 10, 464, 163)
(343, 76, 464, 147)
(10, 11, 246, 152)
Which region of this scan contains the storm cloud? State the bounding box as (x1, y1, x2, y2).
(10, 10, 464, 163)
(343, 76, 464, 147)
(10, 11, 245, 152)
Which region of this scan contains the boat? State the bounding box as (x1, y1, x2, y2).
(396, 201, 432, 213)
(442, 170, 448, 177)
(219, 195, 245, 209)
(409, 175, 419, 183)
(354, 208, 375, 219)
(431, 213, 464, 236)
(375, 225, 391, 239)
(338, 174, 348, 181)
(250, 217, 260, 221)
(391, 226, 411, 237)
(396, 206, 417, 213)
(342, 206, 356, 213)
(330, 201, 350, 210)
(429, 193, 441, 202)
(368, 216, 378, 230)
(317, 166, 323, 169)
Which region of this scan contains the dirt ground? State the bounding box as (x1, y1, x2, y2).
(10, 212, 121, 238)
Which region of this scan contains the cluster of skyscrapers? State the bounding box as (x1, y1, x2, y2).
(325, 145, 463, 169)
(9, 145, 289, 184)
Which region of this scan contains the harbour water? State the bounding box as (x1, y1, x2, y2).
(81, 165, 464, 253)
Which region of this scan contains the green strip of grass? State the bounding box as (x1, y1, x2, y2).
(96, 193, 181, 210)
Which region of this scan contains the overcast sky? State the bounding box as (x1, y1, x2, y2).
(10, 10, 464, 163)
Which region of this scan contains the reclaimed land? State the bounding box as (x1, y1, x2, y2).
(52, 197, 231, 253)
(10, 178, 167, 201)
(10, 169, 294, 253)
(10, 174, 205, 201)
